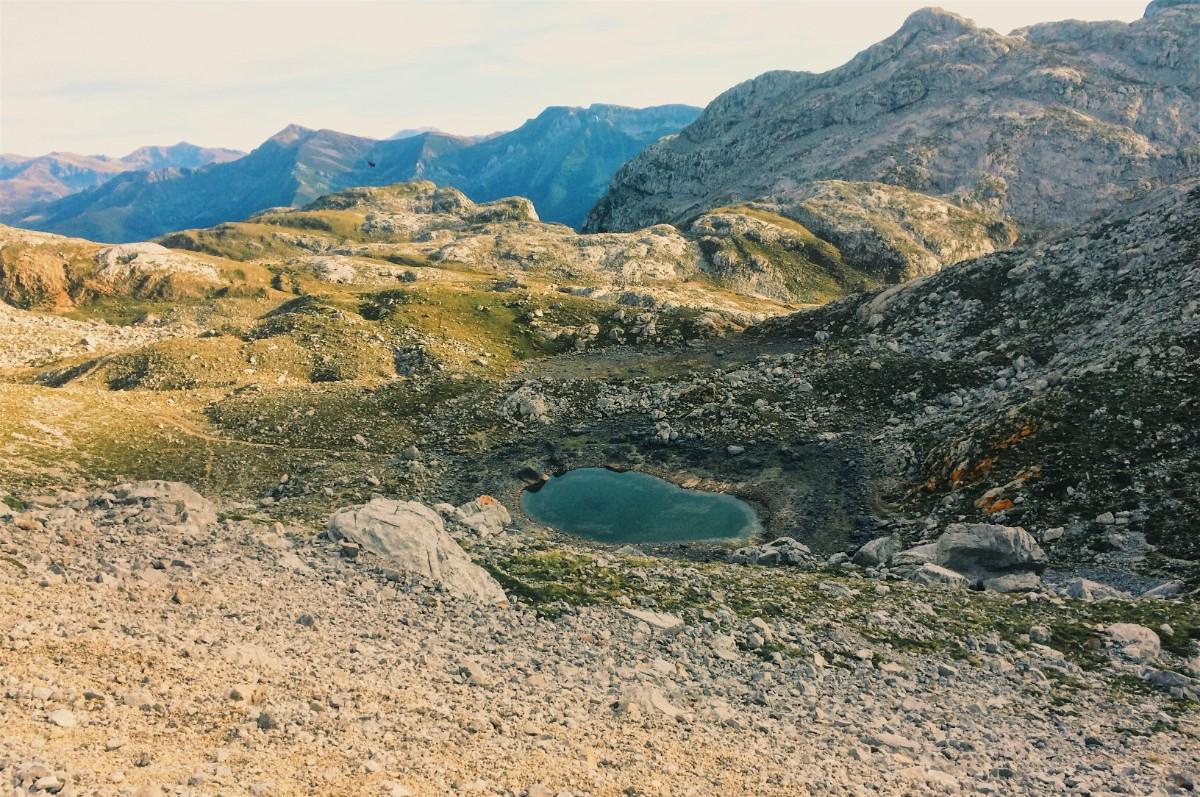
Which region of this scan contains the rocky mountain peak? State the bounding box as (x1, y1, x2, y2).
(898, 6, 977, 37)
(585, 4, 1200, 236)
(1145, 0, 1200, 17)
(266, 123, 314, 146)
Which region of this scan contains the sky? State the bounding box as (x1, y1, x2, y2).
(0, 0, 1149, 157)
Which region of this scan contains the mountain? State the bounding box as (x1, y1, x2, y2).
(585, 3, 1200, 234)
(7, 104, 700, 242)
(389, 126, 448, 139)
(0, 142, 243, 215)
(5, 127, 473, 243)
(422, 104, 701, 228)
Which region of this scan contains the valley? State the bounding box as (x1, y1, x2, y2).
(1, 2, 1198, 795)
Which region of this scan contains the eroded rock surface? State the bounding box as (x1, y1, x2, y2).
(328, 497, 506, 602)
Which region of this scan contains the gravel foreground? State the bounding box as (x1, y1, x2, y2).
(2, 485, 1197, 797)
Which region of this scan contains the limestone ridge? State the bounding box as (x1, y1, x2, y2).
(584, 4, 1200, 235)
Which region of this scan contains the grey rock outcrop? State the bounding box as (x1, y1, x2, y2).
(932, 523, 1046, 588)
(729, 537, 819, 568)
(908, 563, 970, 589)
(1104, 623, 1161, 663)
(328, 497, 506, 603)
(852, 534, 899, 567)
(111, 480, 217, 534)
(445, 496, 511, 537)
(586, 5, 1200, 235)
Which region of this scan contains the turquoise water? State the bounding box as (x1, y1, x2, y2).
(520, 468, 759, 544)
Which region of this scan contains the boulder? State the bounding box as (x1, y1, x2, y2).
(981, 572, 1042, 593)
(907, 562, 970, 589)
(111, 480, 217, 532)
(852, 534, 899, 567)
(891, 542, 938, 567)
(1104, 623, 1161, 663)
(933, 523, 1045, 588)
(728, 537, 817, 568)
(1141, 580, 1186, 599)
(1063, 577, 1131, 602)
(620, 608, 684, 632)
(449, 495, 511, 537)
(613, 685, 684, 719)
(328, 498, 506, 603)
(1142, 668, 1200, 700)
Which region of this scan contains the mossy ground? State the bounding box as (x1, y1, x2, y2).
(483, 544, 1200, 694)
(706, 205, 883, 304)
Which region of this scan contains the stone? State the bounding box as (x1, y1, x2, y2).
(1141, 580, 1185, 599)
(728, 537, 816, 568)
(710, 634, 739, 661)
(229, 684, 267, 705)
(451, 495, 511, 537)
(620, 608, 684, 632)
(1142, 668, 1200, 699)
(1064, 578, 1130, 602)
(1104, 623, 1161, 663)
(33, 774, 64, 793)
(907, 562, 969, 589)
(933, 523, 1045, 587)
(891, 542, 938, 567)
(112, 480, 217, 531)
(47, 708, 76, 727)
(852, 534, 898, 567)
(457, 660, 490, 686)
(981, 572, 1041, 593)
(501, 385, 550, 424)
(121, 688, 155, 709)
(328, 498, 506, 603)
(614, 686, 684, 719)
(865, 731, 918, 752)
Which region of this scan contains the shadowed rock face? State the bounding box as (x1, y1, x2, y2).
(585, 4, 1200, 236)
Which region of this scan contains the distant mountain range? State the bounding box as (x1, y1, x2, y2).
(586, 2, 1200, 234)
(0, 142, 244, 215)
(4, 104, 699, 241)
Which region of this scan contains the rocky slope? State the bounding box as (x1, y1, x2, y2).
(0, 144, 243, 216)
(585, 2, 1200, 235)
(1, 175, 1197, 795)
(1, 480, 1196, 796)
(5, 105, 698, 242)
(513, 180, 1199, 572)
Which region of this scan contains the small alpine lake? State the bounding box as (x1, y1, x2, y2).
(520, 467, 759, 545)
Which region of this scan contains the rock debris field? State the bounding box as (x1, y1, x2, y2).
(2, 482, 1197, 796)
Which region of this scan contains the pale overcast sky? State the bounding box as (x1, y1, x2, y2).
(1, 0, 1148, 157)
